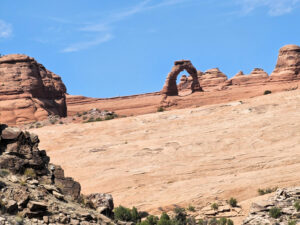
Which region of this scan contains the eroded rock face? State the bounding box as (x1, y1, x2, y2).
(0, 54, 67, 125)
(199, 68, 228, 89)
(161, 60, 202, 96)
(270, 44, 300, 81)
(229, 68, 269, 85)
(0, 125, 116, 224)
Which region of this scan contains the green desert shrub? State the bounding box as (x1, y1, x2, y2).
(173, 207, 187, 225)
(114, 205, 132, 221)
(24, 168, 36, 179)
(269, 207, 281, 218)
(288, 220, 297, 225)
(157, 106, 164, 112)
(114, 206, 142, 223)
(15, 214, 24, 225)
(131, 207, 141, 223)
(209, 217, 218, 225)
(187, 205, 195, 212)
(258, 187, 277, 195)
(0, 169, 10, 177)
(104, 115, 115, 120)
(198, 219, 208, 225)
(227, 219, 234, 225)
(264, 90, 272, 95)
(229, 198, 237, 207)
(158, 213, 171, 225)
(294, 201, 300, 211)
(218, 217, 227, 225)
(211, 203, 219, 210)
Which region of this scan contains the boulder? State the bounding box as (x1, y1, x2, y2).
(86, 193, 114, 217)
(270, 44, 300, 81)
(0, 54, 67, 125)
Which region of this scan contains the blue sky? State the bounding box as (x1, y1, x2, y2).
(1, 0, 300, 97)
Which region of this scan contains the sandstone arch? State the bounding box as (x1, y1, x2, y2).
(162, 60, 202, 96)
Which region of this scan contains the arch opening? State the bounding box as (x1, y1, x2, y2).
(161, 60, 202, 96)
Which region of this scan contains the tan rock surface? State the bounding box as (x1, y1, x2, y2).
(0, 54, 67, 125)
(33, 88, 300, 220)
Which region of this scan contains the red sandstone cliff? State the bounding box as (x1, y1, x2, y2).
(0, 54, 67, 124)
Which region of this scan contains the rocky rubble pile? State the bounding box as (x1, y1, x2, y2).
(243, 187, 300, 224)
(0, 125, 116, 225)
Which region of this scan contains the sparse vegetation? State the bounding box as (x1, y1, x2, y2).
(104, 114, 115, 120)
(114, 205, 142, 222)
(173, 207, 187, 225)
(264, 90, 272, 95)
(269, 207, 281, 218)
(187, 205, 195, 212)
(15, 214, 24, 225)
(0, 169, 10, 177)
(294, 201, 300, 211)
(258, 187, 277, 195)
(157, 106, 164, 112)
(35, 122, 43, 128)
(288, 220, 297, 225)
(198, 219, 208, 225)
(24, 168, 36, 179)
(228, 197, 237, 207)
(211, 203, 219, 210)
(207, 217, 233, 225)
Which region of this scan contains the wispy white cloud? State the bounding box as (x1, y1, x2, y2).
(0, 20, 12, 39)
(61, 34, 113, 53)
(239, 0, 300, 16)
(58, 0, 191, 53)
(80, 0, 191, 32)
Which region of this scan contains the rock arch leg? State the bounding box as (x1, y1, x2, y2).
(161, 60, 202, 96)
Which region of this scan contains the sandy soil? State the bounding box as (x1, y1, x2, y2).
(32, 88, 300, 223)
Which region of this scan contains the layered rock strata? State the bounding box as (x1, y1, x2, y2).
(0, 54, 67, 125)
(270, 44, 300, 81)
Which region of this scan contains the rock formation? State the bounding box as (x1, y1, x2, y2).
(243, 187, 300, 224)
(161, 60, 202, 96)
(199, 68, 228, 90)
(270, 44, 300, 81)
(0, 54, 67, 125)
(0, 125, 116, 224)
(228, 68, 269, 85)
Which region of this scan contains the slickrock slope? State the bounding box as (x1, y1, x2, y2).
(34, 88, 300, 224)
(0, 54, 67, 125)
(0, 125, 115, 224)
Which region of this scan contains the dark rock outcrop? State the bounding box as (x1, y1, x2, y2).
(0, 125, 117, 224)
(243, 187, 300, 224)
(0, 54, 67, 125)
